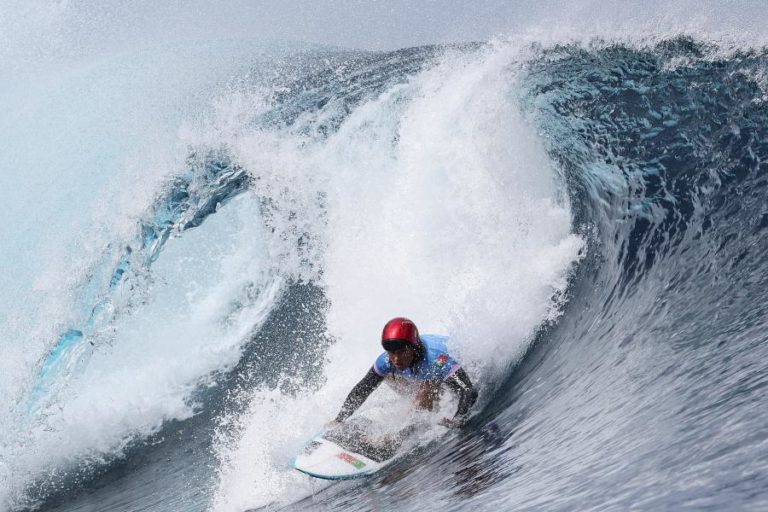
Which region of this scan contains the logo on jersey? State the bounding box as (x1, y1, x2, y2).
(337, 452, 366, 469)
(435, 354, 450, 368)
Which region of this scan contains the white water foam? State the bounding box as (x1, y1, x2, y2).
(0, 44, 292, 510)
(212, 43, 584, 511)
(1, 189, 284, 509)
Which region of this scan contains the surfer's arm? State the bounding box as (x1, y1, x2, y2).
(444, 368, 478, 423)
(334, 366, 384, 423)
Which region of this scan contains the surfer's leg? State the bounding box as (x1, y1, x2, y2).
(414, 381, 442, 410)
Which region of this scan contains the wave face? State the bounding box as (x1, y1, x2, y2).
(502, 39, 768, 510)
(1, 36, 767, 512)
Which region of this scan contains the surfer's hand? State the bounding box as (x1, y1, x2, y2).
(439, 417, 464, 429)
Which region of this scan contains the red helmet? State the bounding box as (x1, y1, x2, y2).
(381, 317, 420, 351)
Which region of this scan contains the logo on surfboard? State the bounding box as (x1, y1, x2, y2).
(337, 452, 366, 469)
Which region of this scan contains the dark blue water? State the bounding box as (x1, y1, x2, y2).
(12, 38, 768, 511)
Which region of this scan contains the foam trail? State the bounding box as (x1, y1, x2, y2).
(212, 43, 582, 511)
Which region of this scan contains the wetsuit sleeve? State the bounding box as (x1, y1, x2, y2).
(335, 366, 384, 422)
(444, 368, 478, 421)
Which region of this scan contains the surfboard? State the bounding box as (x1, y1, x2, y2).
(291, 435, 387, 480)
(291, 418, 408, 480)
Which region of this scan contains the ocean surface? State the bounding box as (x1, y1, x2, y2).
(1, 31, 767, 512)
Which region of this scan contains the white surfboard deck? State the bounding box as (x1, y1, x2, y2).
(291, 434, 389, 480)
(292, 415, 431, 480)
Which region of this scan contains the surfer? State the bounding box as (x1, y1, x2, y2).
(330, 317, 478, 429)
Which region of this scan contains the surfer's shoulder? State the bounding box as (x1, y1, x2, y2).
(420, 333, 449, 350)
(373, 351, 391, 376)
(419, 335, 460, 378)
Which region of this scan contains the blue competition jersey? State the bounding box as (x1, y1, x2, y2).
(373, 334, 461, 381)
